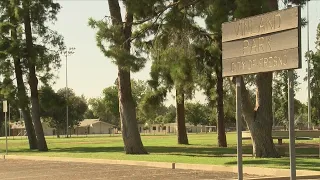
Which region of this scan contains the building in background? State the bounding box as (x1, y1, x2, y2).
(73, 119, 116, 135)
(10, 121, 55, 136)
(138, 123, 207, 134)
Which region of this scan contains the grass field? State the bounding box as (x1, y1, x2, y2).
(1, 133, 320, 171)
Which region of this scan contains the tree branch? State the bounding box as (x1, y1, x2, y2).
(126, 0, 205, 43)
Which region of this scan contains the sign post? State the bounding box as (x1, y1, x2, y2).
(288, 70, 296, 179)
(222, 6, 301, 180)
(236, 77, 243, 180)
(8, 104, 10, 137)
(3, 100, 8, 155)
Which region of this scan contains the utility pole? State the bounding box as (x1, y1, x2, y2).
(64, 47, 75, 138)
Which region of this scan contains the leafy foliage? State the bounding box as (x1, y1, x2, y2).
(88, 80, 156, 127)
(88, 18, 146, 72)
(306, 23, 320, 125)
(185, 102, 210, 126)
(39, 87, 88, 131)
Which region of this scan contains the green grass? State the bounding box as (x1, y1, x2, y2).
(1, 133, 320, 171)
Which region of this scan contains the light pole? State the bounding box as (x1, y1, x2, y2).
(64, 47, 75, 138)
(307, 0, 311, 130)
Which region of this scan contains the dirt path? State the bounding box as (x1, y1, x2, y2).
(0, 159, 260, 180)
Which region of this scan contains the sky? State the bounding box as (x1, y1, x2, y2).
(50, 0, 320, 106)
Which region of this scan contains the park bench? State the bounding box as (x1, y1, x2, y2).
(242, 136, 313, 145)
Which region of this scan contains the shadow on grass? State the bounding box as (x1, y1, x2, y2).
(9, 146, 320, 171)
(9, 145, 253, 157)
(9, 145, 319, 158)
(296, 148, 319, 155)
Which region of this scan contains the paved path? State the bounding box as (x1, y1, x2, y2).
(1, 159, 258, 180)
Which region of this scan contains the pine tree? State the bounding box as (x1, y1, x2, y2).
(21, 0, 64, 151)
(0, 0, 65, 151)
(131, 0, 206, 145)
(192, 0, 233, 147)
(89, 0, 148, 154)
(148, 27, 196, 144)
(0, 0, 38, 149)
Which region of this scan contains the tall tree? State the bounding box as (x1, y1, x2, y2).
(147, 27, 197, 144)
(134, 2, 204, 144)
(22, 0, 64, 151)
(192, 0, 233, 147)
(23, 0, 45, 151)
(0, 0, 38, 148)
(89, 0, 147, 154)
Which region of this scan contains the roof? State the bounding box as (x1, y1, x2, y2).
(10, 120, 48, 129)
(140, 122, 203, 127)
(77, 119, 114, 127)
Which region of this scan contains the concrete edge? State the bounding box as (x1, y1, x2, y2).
(4, 155, 320, 178)
(247, 175, 320, 180)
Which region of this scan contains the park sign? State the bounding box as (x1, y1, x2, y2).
(222, 6, 301, 77)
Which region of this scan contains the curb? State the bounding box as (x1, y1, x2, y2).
(247, 175, 320, 180)
(4, 155, 320, 178)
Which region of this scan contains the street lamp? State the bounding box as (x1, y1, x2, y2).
(64, 47, 75, 138)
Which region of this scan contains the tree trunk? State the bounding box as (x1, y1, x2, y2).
(238, 74, 279, 158)
(56, 128, 60, 138)
(23, 2, 48, 151)
(13, 58, 38, 149)
(28, 59, 48, 151)
(118, 68, 148, 154)
(232, 0, 280, 158)
(108, 0, 147, 154)
(215, 55, 227, 147)
(176, 89, 189, 144)
(11, 16, 38, 149)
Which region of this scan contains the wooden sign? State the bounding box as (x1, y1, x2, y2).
(222, 6, 301, 77)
